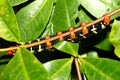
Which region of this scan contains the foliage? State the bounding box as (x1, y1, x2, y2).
(0, 0, 120, 80)
(110, 20, 120, 58)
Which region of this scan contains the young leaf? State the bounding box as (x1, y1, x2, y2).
(0, 47, 51, 80)
(53, 41, 79, 56)
(44, 58, 73, 80)
(16, 0, 53, 42)
(109, 20, 120, 58)
(81, 57, 120, 80)
(80, 0, 120, 18)
(9, 0, 28, 6)
(0, 0, 20, 42)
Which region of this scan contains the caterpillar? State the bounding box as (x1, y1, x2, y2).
(7, 17, 110, 55)
(1, 8, 120, 55)
(27, 20, 109, 52)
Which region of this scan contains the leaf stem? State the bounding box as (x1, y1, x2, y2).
(0, 8, 120, 52)
(74, 57, 82, 80)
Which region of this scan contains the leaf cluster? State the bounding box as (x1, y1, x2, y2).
(0, 0, 120, 80)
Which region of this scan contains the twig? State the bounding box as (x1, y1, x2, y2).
(74, 57, 82, 80)
(0, 8, 120, 52)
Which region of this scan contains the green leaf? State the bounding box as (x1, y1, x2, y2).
(0, 64, 6, 76)
(42, 1, 92, 37)
(41, 0, 86, 37)
(81, 57, 120, 80)
(9, 0, 28, 6)
(51, 0, 80, 34)
(81, 51, 98, 58)
(0, 49, 8, 57)
(0, 47, 51, 80)
(41, 23, 54, 38)
(0, 56, 11, 74)
(78, 8, 92, 24)
(95, 35, 112, 51)
(0, 0, 20, 42)
(80, 0, 120, 18)
(44, 58, 73, 80)
(53, 41, 79, 56)
(109, 20, 120, 57)
(16, 0, 53, 42)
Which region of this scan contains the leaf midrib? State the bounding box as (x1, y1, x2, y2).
(23, 0, 49, 30)
(19, 50, 30, 80)
(51, 59, 72, 79)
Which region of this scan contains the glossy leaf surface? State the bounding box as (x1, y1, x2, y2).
(51, 0, 80, 34)
(44, 58, 73, 80)
(53, 41, 79, 56)
(109, 20, 120, 57)
(81, 57, 120, 80)
(9, 0, 28, 6)
(41, 0, 92, 37)
(16, 0, 53, 42)
(80, 0, 120, 18)
(0, 47, 51, 80)
(0, 0, 20, 42)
